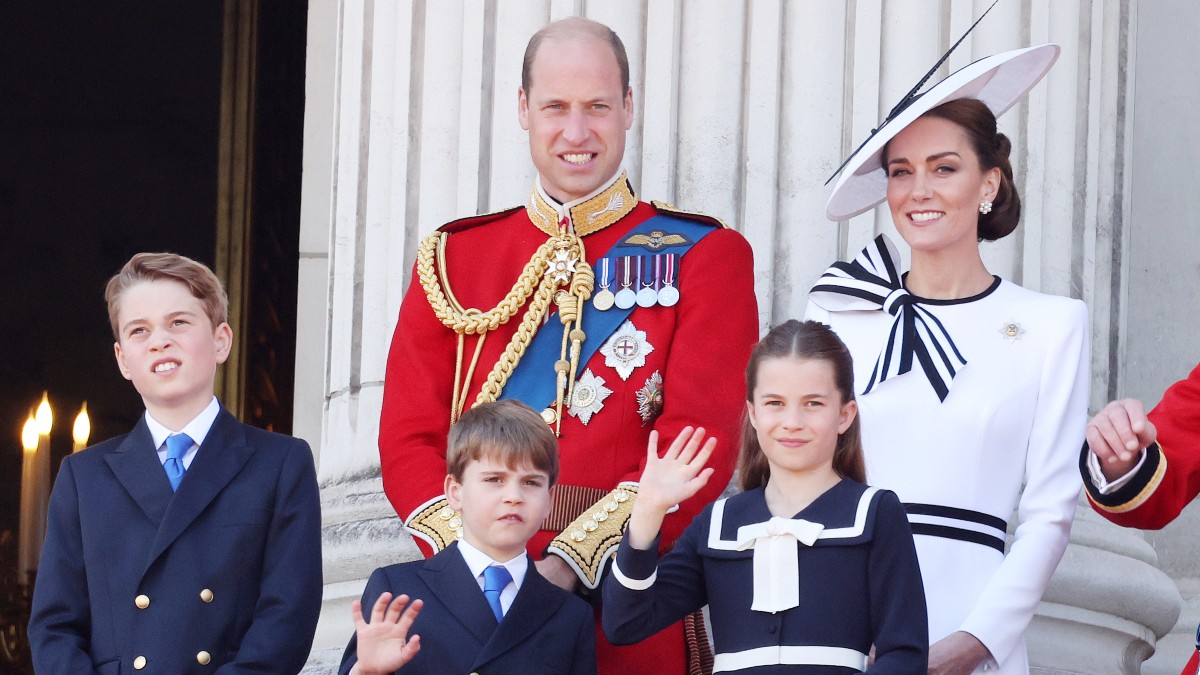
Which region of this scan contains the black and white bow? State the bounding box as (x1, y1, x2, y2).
(809, 235, 967, 402)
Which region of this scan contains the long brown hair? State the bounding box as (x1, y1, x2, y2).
(737, 320, 865, 490)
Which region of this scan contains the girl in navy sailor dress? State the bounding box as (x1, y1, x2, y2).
(602, 320, 928, 673)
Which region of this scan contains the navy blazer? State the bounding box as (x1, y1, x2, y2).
(339, 544, 597, 675)
(29, 408, 323, 674)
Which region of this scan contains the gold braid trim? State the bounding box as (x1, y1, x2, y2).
(418, 231, 558, 334)
(475, 278, 559, 406)
(527, 171, 637, 238)
(651, 199, 730, 229)
(405, 497, 461, 552)
(1088, 443, 1169, 515)
(418, 228, 596, 418)
(552, 252, 594, 432)
(546, 485, 638, 589)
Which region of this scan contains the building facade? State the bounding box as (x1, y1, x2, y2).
(295, 1, 1200, 672)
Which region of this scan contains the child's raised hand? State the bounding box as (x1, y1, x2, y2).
(637, 426, 717, 515)
(351, 592, 424, 675)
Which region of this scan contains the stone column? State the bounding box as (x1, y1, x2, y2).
(297, 0, 424, 670)
(1029, 498, 1180, 674)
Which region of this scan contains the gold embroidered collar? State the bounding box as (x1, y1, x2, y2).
(526, 172, 637, 237)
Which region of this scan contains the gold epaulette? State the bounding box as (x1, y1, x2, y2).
(546, 485, 638, 589)
(405, 497, 461, 552)
(650, 200, 729, 229)
(439, 205, 523, 234)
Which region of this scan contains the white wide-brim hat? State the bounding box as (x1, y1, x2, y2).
(825, 43, 1060, 221)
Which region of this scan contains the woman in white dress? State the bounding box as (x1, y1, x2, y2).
(806, 45, 1089, 675)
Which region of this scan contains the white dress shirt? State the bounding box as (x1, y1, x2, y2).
(455, 538, 529, 617)
(146, 396, 220, 470)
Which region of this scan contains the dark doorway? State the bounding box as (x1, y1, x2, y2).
(0, 2, 306, 670)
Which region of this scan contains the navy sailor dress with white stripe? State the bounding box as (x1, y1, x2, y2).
(602, 479, 928, 673)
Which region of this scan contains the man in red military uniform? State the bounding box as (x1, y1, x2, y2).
(378, 16, 758, 675)
(1082, 361, 1200, 674)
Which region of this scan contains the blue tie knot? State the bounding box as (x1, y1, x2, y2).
(164, 433, 193, 492)
(482, 565, 512, 622)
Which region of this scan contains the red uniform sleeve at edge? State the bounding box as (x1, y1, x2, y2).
(379, 260, 457, 556)
(643, 228, 758, 550)
(1104, 362, 1200, 529)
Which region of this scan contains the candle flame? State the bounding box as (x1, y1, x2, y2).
(21, 416, 38, 452)
(73, 403, 91, 447)
(35, 392, 53, 436)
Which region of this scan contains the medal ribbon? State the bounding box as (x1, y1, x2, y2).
(500, 215, 717, 410)
(808, 234, 967, 402)
(598, 257, 611, 289)
(662, 253, 675, 288)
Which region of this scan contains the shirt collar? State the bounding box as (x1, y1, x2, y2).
(145, 396, 221, 450)
(455, 538, 529, 589)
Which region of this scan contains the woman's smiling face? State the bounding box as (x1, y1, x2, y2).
(884, 115, 1000, 258)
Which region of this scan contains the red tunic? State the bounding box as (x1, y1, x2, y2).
(1081, 363, 1200, 675)
(1083, 362, 1200, 528)
(379, 183, 758, 675)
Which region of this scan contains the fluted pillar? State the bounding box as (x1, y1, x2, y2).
(1028, 498, 1180, 674)
(298, 0, 426, 669)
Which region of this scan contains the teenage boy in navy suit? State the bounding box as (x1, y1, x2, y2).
(29, 252, 322, 673)
(339, 400, 596, 675)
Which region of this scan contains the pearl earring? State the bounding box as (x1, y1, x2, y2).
(979, 200, 993, 215)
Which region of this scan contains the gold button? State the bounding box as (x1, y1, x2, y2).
(196, 650, 212, 665)
(541, 408, 557, 424)
(571, 530, 586, 542)
(133, 656, 147, 670)
(200, 588, 214, 603)
(134, 594, 150, 609)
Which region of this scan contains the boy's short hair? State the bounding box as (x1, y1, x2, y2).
(105, 252, 229, 340)
(447, 400, 559, 485)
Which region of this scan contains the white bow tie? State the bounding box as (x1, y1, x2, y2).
(735, 517, 825, 613)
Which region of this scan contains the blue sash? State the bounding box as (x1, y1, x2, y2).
(499, 214, 717, 409)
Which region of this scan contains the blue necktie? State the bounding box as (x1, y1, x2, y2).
(164, 433, 193, 492)
(482, 565, 512, 622)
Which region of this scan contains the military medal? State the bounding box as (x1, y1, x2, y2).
(592, 257, 615, 311)
(998, 319, 1024, 342)
(549, 248, 577, 284)
(657, 253, 679, 307)
(636, 256, 657, 308)
(568, 369, 612, 425)
(636, 370, 664, 424)
(600, 320, 654, 380)
(614, 256, 637, 309)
